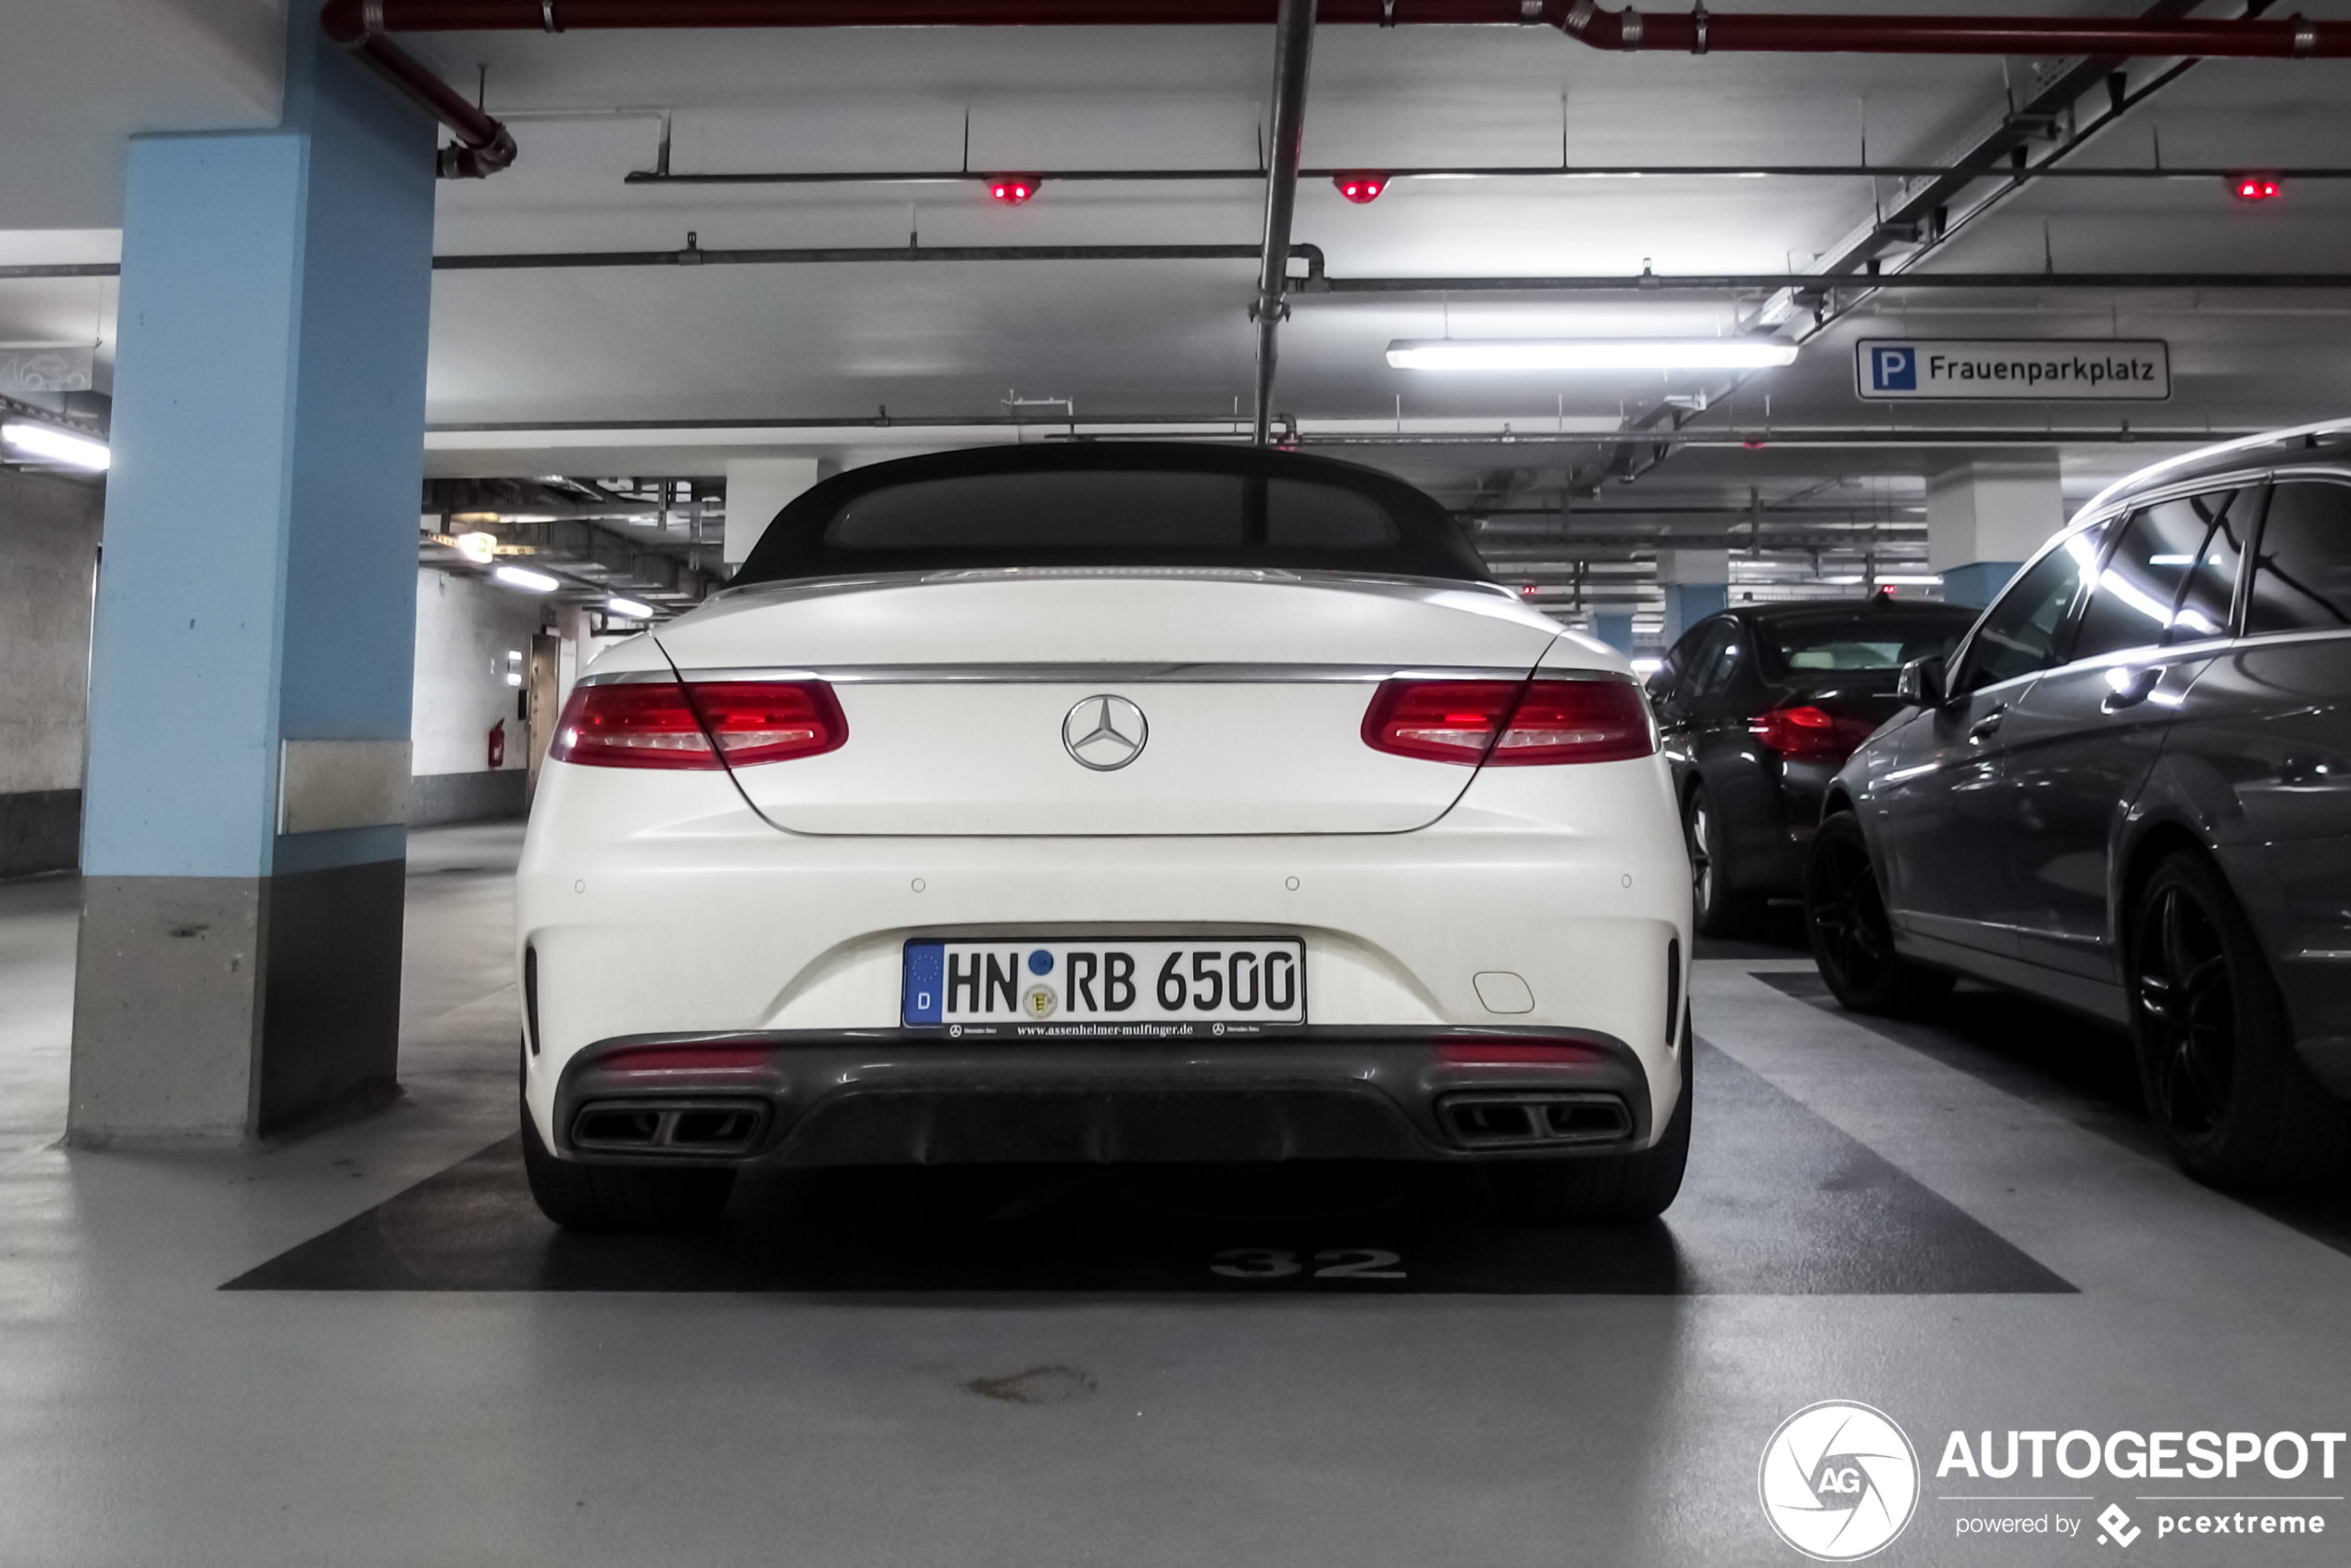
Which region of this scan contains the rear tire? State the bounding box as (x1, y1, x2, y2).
(521, 1099, 738, 1231)
(1804, 811, 1954, 1014)
(2128, 850, 2351, 1188)
(1488, 1015, 1692, 1224)
(1686, 783, 1765, 938)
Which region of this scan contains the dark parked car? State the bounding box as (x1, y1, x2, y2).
(1649, 596, 1979, 934)
(1807, 422, 2351, 1187)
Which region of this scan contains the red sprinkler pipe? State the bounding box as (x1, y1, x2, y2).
(319, 3, 1546, 28)
(324, 0, 2346, 52)
(317, 0, 2348, 182)
(322, 6, 518, 176)
(1552, 1, 2344, 58)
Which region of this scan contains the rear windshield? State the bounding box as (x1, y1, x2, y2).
(829, 473, 1398, 551)
(1759, 612, 1976, 675)
(731, 447, 1489, 585)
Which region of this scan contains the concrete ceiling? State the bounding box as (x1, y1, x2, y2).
(12, 2, 2351, 626)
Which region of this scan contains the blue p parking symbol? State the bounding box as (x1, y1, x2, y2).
(1871, 345, 1917, 392)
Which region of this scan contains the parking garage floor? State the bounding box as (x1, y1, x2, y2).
(2, 829, 2348, 1565)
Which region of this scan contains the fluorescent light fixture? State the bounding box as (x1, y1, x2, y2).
(2, 420, 110, 471)
(1387, 339, 1798, 372)
(505, 671, 524, 688)
(454, 530, 498, 564)
(1874, 575, 1945, 586)
(493, 565, 559, 592)
(1630, 657, 1665, 675)
(2149, 554, 2197, 566)
(606, 595, 655, 619)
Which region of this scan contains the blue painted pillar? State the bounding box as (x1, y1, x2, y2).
(70, 5, 437, 1142)
(1659, 548, 1731, 644)
(1594, 612, 1635, 653)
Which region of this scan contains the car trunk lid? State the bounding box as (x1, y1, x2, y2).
(653, 571, 1570, 836)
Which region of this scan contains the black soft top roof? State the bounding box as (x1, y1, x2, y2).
(730, 442, 1492, 586)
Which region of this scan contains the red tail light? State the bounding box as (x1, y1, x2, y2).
(1362, 678, 1654, 766)
(1748, 703, 1876, 761)
(1490, 679, 1655, 765)
(550, 680, 846, 770)
(685, 681, 849, 766)
(1360, 679, 1521, 763)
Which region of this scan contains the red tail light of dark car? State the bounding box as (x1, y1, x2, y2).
(1363, 678, 1655, 766)
(550, 680, 848, 769)
(1748, 703, 1878, 762)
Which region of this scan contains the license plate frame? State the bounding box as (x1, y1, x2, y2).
(902, 938, 1307, 1038)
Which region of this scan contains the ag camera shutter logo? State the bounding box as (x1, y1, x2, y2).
(1760, 1401, 1922, 1561)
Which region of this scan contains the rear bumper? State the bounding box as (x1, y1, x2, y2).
(546, 1027, 1661, 1168)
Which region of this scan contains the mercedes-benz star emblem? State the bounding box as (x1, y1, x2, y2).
(1063, 695, 1148, 771)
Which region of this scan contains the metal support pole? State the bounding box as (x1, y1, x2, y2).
(1252, 0, 1316, 446)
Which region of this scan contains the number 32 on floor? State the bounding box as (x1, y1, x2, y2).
(1211, 1248, 1406, 1280)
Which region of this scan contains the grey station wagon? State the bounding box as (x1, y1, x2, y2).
(1807, 420, 2351, 1188)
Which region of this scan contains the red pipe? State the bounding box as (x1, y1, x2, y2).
(1556, 1, 2340, 58)
(319, 3, 1536, 28)
(317, 0, 2345, 182)
(324, 0, 2346, 56)
(324, 8, 516, 176)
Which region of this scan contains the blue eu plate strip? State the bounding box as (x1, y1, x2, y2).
(902, 941, 944, 1026)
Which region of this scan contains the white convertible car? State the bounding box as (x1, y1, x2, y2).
(516, 443, 1692, 1229)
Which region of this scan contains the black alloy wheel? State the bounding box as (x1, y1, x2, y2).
(2128, 851, 2349, 1188)
(1803, 812, 1953, 1014)
(1685, 784, 1763, 937)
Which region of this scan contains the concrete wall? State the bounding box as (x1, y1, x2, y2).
(410, 566, 543, 825)
(0, 468, 103, 877)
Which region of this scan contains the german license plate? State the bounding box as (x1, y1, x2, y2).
(902, 939, 1305, 1036)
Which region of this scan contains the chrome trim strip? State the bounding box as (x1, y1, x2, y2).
(581, 663, 1627, 688)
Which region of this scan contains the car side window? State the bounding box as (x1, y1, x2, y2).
(2169, 492, 2250, 645)
(2070, 492, 2234, 661)
(1687, 623, 1744, 699)
(2246, 480, 2351, 635)
(1951, 522, 2108, 694)
(1651, 628, 1703, 701)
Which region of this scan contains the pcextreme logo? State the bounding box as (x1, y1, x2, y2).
(1760, 1401, 1922, 1561)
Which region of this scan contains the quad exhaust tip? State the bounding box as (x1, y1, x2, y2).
(1438, 1092, 1633, 1149)
(572, 1100, 769, 1156)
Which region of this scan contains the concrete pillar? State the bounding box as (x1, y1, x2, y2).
(723, 457, 829, 573)
(69, 5, 436, 1144)
(1928, 461, 2065, 608)
(1593, 612, 1635, 653)
(1658, 548, 1730, 643)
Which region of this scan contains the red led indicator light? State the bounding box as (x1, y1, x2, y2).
(988, 175, 1039, 205)
(1333, 170, 1389, 205)
(2232, 174, 2281, 202)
